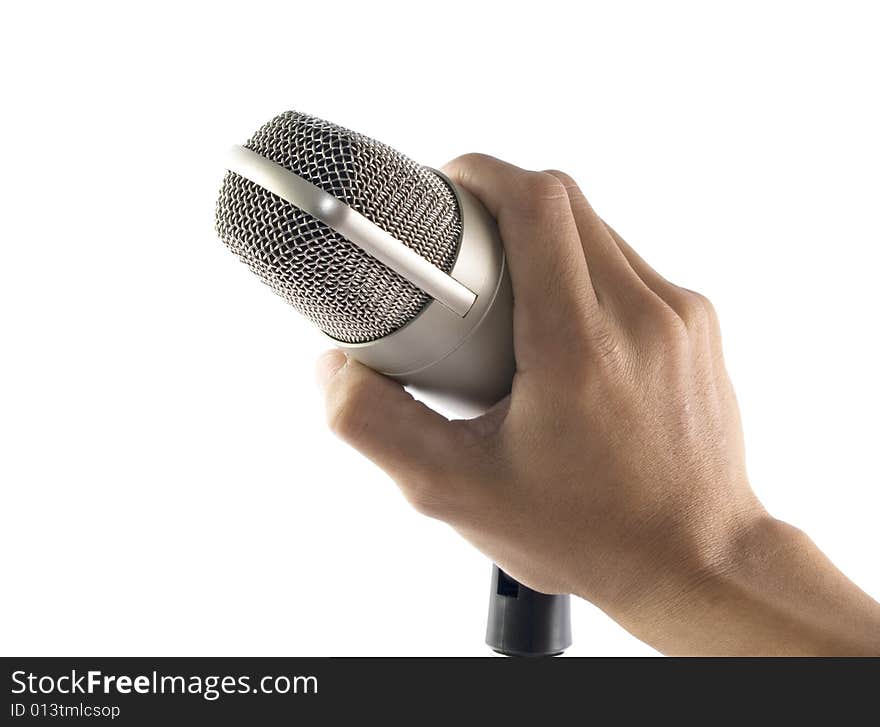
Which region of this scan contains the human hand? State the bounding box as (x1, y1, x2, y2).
(316, 154, 880, 655)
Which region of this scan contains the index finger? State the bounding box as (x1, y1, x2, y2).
(442, 154, 598, 349)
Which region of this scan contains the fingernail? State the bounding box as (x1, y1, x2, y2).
(315, 350, 347, 390)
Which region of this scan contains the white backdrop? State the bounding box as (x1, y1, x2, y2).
(1, 1, 877, 656)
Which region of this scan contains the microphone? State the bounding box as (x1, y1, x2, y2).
(215, 111, 571, 656)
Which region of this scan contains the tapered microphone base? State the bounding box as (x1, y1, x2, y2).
(485, 565, 572, 657)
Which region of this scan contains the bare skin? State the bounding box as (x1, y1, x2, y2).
(315, 154, 880, 655)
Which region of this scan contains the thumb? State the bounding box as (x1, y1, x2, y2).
(315, 350, 467, 518)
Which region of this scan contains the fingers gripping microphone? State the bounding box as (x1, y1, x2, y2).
(215, 111, 571, 656)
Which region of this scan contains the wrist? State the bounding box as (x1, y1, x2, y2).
(604, 509, 782, 653)
(611, 512, 880, 655)
(577, 500, 768, 642)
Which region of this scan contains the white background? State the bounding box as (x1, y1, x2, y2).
(1, 1, 878, 656)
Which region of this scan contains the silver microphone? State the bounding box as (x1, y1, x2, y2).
(215, 111, 513, 418)
(214, 111, 571, 656)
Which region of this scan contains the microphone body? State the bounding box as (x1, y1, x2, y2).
(333, 175, 513, 419)
(216, 111, 571, 655)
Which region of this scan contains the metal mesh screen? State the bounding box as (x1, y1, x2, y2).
(215, 111, 462, 343)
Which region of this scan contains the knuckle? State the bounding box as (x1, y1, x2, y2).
(664, 312, 691, 344)
(649, 302, 690, 343)
(676, 290, 715, 330)
(400, 476, 449, 519)
(441, 152, 488, 184)
(445, 151, 488, 170)
(544, 168, 577, 189)
(691, 291, 718, 322)
(628, 297, 686, 341)
(454, 151, 491, 164)
(514, 170, 569, 207)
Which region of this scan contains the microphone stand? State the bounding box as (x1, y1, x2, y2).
(485, 565, 572, 656)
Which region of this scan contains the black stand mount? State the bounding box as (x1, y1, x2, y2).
(485, 565, 572, 656)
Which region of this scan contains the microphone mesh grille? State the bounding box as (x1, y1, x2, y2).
(215, 111, 462, 343)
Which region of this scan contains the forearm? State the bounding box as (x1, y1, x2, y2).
(619, 515, 880, 656)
